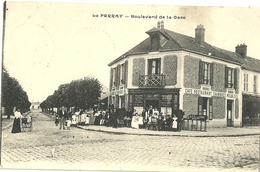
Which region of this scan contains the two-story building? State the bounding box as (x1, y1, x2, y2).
(108, 21, 260, 128)
(240, 54, 260, 126)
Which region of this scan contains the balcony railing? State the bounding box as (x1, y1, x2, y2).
(139, 74, 166, 88)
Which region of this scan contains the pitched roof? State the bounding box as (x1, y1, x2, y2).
(241, 56, 260, 73)
(108, 27, 260, 73)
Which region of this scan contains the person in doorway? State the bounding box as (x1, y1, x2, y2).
(11, 108, 23, 133)
(58, 106, 67, 130)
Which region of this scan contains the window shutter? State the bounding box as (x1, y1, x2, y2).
(110, 68, 113, 90)
(234, 69, 237, 90)
(124, 60, 128, 86)
(209, 98, 213, 120)
(199, 61, 203, 84)
(198, 97, 203, 115)
(117, 64, 121, 88)
(210, 63, 214, 86)
(157, 58, 161, 74)
(121, 64, 124, 84)
(225, 66, 228, 88)
(148, 60, 152, 75)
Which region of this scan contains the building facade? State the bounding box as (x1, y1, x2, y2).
(108, 21, 260, 128)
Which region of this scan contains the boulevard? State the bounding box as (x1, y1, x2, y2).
(1, 110, 259, 171)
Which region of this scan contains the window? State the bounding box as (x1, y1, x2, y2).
(225, 67, 237, 89)
(148, 58, 161, 75)
(254, 75, 258, 93)
(244, 73, 248, 92)
(199, 61, 213, 85)
(198, 97, 213, 120)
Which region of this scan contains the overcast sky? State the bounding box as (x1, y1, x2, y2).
(2, 1, 260, 102)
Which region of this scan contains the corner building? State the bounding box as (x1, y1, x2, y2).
(108, 21, 260, 128)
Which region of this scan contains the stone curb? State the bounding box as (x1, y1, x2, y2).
(75, 125, 260, 137)
(2, 112, 31, 131)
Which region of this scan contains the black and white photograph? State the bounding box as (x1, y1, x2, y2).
(1, 1, 260, 172)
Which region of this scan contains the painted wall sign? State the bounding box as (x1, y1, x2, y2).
(185, 88, 238, 98)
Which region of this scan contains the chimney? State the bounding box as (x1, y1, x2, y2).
(160, 20, 164, 30)
(195, 24, 205, 45)
(235, 43, 247, 58)
(157, 21, 160, 29)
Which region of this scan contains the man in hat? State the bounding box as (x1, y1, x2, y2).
(58, 106, 67, 130)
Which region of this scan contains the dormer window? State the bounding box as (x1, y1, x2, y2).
(150, 33, 160, 51)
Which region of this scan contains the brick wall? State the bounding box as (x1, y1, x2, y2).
(211, 62, 226, 92)
(132, 57, 145, 86)
(183, 94, 199, 117)
(163, 55, 177, 86)
(184, 56, 201, 89)
(212, 97, 225, 119)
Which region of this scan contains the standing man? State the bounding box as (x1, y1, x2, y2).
(112, 108, 118, 128)
(59, 106, 67, 130)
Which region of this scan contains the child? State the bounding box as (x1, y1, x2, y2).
(55, 115, 59, 126)
(66, 118, 71, 130)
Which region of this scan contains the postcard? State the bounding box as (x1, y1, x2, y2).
(1, 1, 260, 172)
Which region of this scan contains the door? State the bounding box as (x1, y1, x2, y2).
(227, 100, 233, 127)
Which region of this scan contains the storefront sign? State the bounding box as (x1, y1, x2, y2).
(111, 89, 128, 96)
(185, 88, 237, 98)
(227, 93, 238, 98)
(185, 89, 212, 96)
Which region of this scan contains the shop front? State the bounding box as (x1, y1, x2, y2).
(127, 88, 180, 115)
(242, 94, 260, 126)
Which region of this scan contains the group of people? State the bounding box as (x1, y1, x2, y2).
(55, 106, 72, 130)
(131, 106, 185, 131)
(54, 104, 184, 131)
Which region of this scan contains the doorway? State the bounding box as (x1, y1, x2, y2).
(145, 99, 160, 111)
(227, 100, 234, 127)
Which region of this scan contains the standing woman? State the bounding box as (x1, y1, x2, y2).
(11, 108, 23, 133)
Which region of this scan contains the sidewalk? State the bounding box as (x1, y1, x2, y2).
(76, 125, 260, 137)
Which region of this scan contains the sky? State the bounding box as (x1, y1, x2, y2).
(2, 1, 260, 103)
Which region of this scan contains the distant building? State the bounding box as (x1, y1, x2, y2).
(30, 101, 41, 110)
(108, 21, 260, 128)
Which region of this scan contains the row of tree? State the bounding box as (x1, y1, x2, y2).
(40, 76, 102, 113)
(1, 66, 31, 118)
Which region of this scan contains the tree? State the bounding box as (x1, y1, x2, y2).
(2, 66, 31, 118)
(41, 76, 102, 112)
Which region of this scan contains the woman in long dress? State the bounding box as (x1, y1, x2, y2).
(11, 109, 23, 133)
(131, 109, 139, 129)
